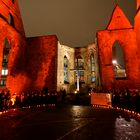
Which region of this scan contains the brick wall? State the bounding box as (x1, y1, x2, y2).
(0, 18, 27, 94)
(97, 5, 140, 90)
(97, 29, 139, 89)
(0, 0, 25, 36)
(26, 35, 58, 92)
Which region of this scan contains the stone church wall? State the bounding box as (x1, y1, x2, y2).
(0, 0, 25, 36)
(74, 42, 99, 93)
(97, 29, 139, 90)
(0, 20, 27, 94)
(2, 0, 140, 95)
(26, 35, 58, 92)
(57, 42, 75, 93)
(97, 5, 140, 90)
(135, 8, 140, 78)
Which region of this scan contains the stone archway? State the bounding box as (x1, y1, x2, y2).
(112, 41, 126, 79)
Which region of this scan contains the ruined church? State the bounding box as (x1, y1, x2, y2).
(0, 0, 140, 95)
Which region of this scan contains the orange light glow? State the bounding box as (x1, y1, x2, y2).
(10, 93, 16, 106)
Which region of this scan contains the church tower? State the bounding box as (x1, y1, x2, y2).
(0, 0, 25, 36)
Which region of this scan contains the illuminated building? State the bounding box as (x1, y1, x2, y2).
(0, 0, 140, 95)
(97, 0, 140, 90)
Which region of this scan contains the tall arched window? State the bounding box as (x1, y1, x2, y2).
(8, 13, 14, 27)
(75, 55, 84, 70)
(74, 56, 84, 83)
(112, 42, 126, 79)
(64, 56, 69, 83)
(90, 54, 96, 82)
(0, 38, 11, 86)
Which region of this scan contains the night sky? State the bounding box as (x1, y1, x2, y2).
(18, 0, 136, 47)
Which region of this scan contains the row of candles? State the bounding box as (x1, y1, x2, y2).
(92, 104, 140, 121)
(0, 103, 56, 115)
(0, 103, 140, 121)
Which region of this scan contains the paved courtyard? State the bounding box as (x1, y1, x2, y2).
(0, 105, 140, 140)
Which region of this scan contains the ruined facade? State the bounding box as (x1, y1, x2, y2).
(57, 42, 99, 93)
(1, 0, 140, 95)
(0, 0, 26, 94)
(0, 0, 99, 94)
(97, 0, 140, 90)
(0, 0, 58, 94)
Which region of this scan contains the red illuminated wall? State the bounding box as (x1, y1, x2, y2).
(97, 5, 140, 90)
(0, 0, 58, 94)
(26, 35, 58, 92)
(0, 0, 26, 94)
(0, 18, 27, 94)
(1, 1, 140, 95)
(0, 0, 25, 36)
(135, 8, 140, 72)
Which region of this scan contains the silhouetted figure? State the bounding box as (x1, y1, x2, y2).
(124, 87, 131, 109)
(42, 86, 48, 94)
(135, 91, 140, 112)
(62, 89, 66, 103)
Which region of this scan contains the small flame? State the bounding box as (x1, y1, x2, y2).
(11, 98, 16, 106)
(11, 93, 16, 106)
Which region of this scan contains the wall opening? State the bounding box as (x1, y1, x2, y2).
(74, 56, 85, 83)
(0, 38, 11, 87)
(90, 54, 96, 82)
(64, 55, 69, 84)
(112, 42, 126, 79)
(8, 13, 15, 27)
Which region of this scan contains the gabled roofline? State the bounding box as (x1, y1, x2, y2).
(106, 4, 118, 30)
(106, 4, 132, 30)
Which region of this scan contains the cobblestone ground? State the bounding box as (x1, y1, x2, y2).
(0, 105, 140, 140)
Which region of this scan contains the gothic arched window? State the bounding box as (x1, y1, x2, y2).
(8, 13, 14, 27)
(64, 56, 69, 83)
(74, 56, 84, 83)
(90, 54, 96, 82)
(112, 42, 126, 79)
(0, 38, 11, 86)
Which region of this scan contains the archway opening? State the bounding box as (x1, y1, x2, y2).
(74, 56, 84, 83)
(64, 55, 69, 83)
(0, 38, 11, 87)
(112, 42, 126, 79)
(8, 13, 14, 27)
(90, 54, 96, 82)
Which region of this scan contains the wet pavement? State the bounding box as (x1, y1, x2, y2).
(0, 105, 140, 140)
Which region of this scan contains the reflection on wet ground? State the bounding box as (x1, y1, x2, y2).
(0, 105, 140, 140)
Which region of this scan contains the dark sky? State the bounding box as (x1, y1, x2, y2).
(18, 0, 136, 47)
